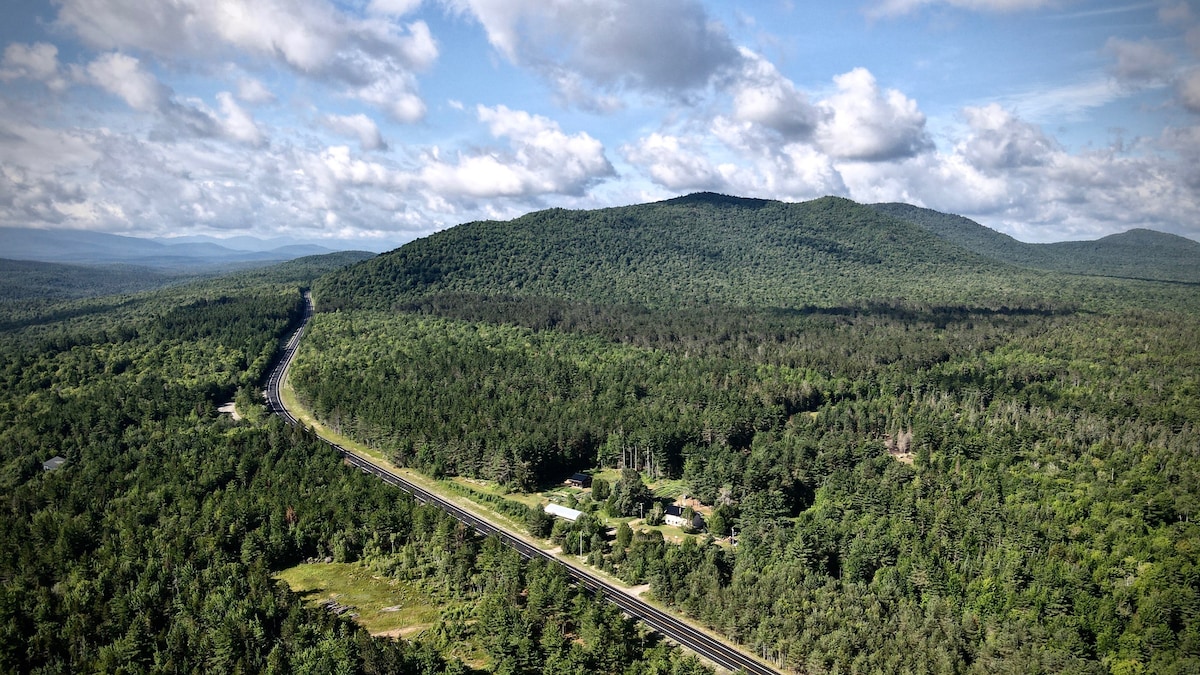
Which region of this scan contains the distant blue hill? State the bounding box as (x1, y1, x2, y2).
(0, 227, 336, 271)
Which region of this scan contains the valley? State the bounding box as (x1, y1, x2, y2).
(1, 194, 1197, 673)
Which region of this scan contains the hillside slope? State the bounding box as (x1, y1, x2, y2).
(0, 259, 179, 301)
(871, 202, 1200, 283)
(316, 193, 1044, 311)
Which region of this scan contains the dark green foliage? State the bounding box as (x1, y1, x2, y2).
(591, 477, 610, 501)
(298, 241, 1200, 672)
(0, 253, 708, 674)
(873, 202, 1200, 283)
(466, 545, 709, 674)
(314, 195, 1031, 311)
(612, 469, 655, 518)
(0, 258, 181, 300)
(0, 281, 448, 672)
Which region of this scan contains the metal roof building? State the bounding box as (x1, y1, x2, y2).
(544, 503, 583, 522)
(42, 456, 67, 471)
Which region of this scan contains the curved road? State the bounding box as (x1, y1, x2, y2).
(265, 292, 781, 675)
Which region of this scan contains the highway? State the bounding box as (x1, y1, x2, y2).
(264, 292, 782, 675)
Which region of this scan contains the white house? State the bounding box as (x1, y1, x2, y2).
(664, 504, 704, 530)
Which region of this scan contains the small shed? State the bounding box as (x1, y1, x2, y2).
(42, 456, 67, 471)
(566, 472, 593, 488)
(664, 505, 704, 530)
(544, 503, 583, 522)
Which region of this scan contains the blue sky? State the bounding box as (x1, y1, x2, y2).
(1, 0, 1197, 249)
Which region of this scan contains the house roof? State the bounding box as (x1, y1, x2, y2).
(544, 503, 583, 522)
(42, 456, 67, 471)
(568, 472, 592, 483)
(664, 504, 705, 526)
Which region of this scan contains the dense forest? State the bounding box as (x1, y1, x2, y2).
(0, 256, 708, 674)
(292, 194, 1200, 673)
(0, 258, 179, 301)
(314, 194, 1194, 313)
(871, 203, 1200, 284)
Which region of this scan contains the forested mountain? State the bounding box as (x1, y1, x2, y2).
(317, 193, 1197, 313)
(6, 192, 1198, 673)
(315, 193, 1047, 312)
(294, 193, 1200, 672)
(872, 202, 1200, 283)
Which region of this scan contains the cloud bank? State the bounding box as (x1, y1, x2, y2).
(0, 0, 1195, 246)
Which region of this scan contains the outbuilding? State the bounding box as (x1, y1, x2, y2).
(544, 503, 583, 522)
(42, 456, 67, 471)
(566, 472, 593, 488)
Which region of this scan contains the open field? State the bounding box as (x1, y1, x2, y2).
(275, 562, 441, 638)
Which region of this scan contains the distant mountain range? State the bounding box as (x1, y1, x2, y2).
(870, 203, 1200, 284)
(314, 192, 1199, 312)
(0, 227, 338, 270)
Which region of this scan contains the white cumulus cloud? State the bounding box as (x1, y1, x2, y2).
(958, 104, 1059, 171)
(1177, 68, 1200, 113)
(447, 0, 742, 101)
(236, 77, 276, 104)
(1105, 37, 1176, 87)
(622, 133, 724, 191)
(815, 67, 933, 162)
(368, 0, 423, 17)
(215, 92, 264, 145)
(56, 0, 438, 122)
(730, 48, 820, 140)
(0, 42, 68, 91)
(321, 113, 387, 151)
(418, 105, 614, 200)
(85, 52, 167, 112)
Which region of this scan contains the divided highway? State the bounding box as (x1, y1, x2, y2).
(265, 292, 782, 675)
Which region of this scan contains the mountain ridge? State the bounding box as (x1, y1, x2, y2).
(870, 202, 1200, 283)
(315, 194, 1044, 311)
(316, 193, 1199, 312)
(0, 227, 337, 270)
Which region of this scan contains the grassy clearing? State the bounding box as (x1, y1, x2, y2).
(650, 478, 688, 499)
(275, 562, 441, 637)
(593, 468, 622, 484)
(452, 476, 543, 508)
(645, 522, 691, 544)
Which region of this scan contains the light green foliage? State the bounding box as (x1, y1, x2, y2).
(275, 562, 441, 636)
